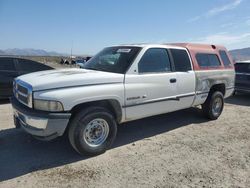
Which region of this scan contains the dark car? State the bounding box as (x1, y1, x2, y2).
(85, 56, 92, 62)
(0, 57, 53, 99)
(235, 61, 250, 93)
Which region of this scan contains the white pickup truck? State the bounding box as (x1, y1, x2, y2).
(12, 43, 235, 156)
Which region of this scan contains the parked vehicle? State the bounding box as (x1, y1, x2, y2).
(60, 58, 64, 65)
(11, 43, 235, 156)
(75, 59, 86, 68)
(64, 59, 70, 65)
(85, 56, 92, 62)
(0, 57, 53, 99)
(235, 61, 250, 93)
(71, 59, 76, 65)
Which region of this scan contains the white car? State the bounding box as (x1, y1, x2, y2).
(12, 43, 235, 156)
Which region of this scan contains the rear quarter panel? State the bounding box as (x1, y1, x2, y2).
(177, 44, 235, 106)
(192, 69, 235, 106)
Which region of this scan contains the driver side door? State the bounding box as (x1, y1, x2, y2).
(124, 48, 179, 121)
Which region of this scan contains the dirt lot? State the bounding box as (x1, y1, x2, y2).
(0, 95, 249, 188)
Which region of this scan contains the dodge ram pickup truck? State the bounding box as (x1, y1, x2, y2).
(11, 43, 235, 156)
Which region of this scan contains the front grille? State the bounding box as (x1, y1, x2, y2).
(17, 84, 28, 95)
(13, 79, 33, 108)
(17, 93, 28, 104)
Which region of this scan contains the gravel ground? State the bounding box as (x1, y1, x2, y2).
(0, 95, 249, 188)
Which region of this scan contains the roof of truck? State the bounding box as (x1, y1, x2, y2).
(113, 43, 233, 70)
(168, 43, 225, 49)
(116, 43, 227, 51)
(165, 43, 228, 54)
(115, 43, 181, 48)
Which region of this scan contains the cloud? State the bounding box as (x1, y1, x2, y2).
(189, 32, 250, 48)
(220, 22, 235, 28)
(206, 0, 242, 17)
(220, 17, 250, 28)
(246, 18, 250, 26)
(188, 16, 201, 23)
(188, 0, 243, 22)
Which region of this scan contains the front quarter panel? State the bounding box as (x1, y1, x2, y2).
(33, 83, 125, 112)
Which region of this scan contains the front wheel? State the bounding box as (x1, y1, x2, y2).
(202, 91, 224, 120)
(68, 107, 117, 156)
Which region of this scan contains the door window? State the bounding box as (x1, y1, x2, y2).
(18, 59, 52, 72)
(170, 49, 192, 72)
(0, 58, 16, 71)
(138, 48, 171, 73)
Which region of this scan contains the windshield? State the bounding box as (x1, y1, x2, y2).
(84, 46, 141, 74)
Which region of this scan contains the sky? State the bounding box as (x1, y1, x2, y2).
(0, 0, 250, 55)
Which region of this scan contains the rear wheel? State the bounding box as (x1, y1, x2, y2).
(202, 91, 224, 120)
(68, 107, 117, 156)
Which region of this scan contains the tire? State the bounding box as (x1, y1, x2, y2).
(68, 106, 117, 156)
(202, 91, 224, 120)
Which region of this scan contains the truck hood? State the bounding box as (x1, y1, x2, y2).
(17, 68, 124, 91)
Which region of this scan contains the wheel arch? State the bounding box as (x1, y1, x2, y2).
(70, 99, 123, 123)
(209, 83, 226, 96)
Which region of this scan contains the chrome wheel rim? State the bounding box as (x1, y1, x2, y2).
(212, 97, 223, 116)
(83, 118, 109, 147)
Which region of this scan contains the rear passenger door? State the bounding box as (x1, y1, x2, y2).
(169, 49, 196, 108)
(0, 58, 19, 98)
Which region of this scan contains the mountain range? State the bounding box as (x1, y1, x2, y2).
(0, 47, 250, 60)
(229, 47, 250, 61)
(0, 48, 67, 56)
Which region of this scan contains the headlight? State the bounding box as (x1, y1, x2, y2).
(34, 99, 64, 112)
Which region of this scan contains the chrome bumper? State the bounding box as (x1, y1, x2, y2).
(11, 97, 71, 140)
(14, 108, 48, 130)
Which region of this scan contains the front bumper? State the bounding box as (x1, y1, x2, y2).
(11, 97, 71, 140)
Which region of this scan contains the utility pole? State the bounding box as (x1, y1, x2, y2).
(70, 41, 73, 64)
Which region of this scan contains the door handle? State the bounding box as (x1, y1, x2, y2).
(170, 78, 177, 83)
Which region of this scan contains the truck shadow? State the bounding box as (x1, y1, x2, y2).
(225, 93, 250, 107)
(0, 108, 207, 181)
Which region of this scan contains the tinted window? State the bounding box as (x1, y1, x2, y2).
(208, 54, 221, 66)
(196, 54, 209, 67)
(196, 54, 221, 67)
(84, 47, 141, 74)
(235, 63, 250, 73)
(170, 49, 192, 72)
(0, 58, 16, 71)
(219, 50, 231, 66)
(18, 59, 52, 72)
(138, 48, 171, 73)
